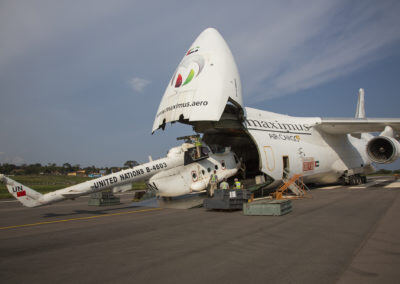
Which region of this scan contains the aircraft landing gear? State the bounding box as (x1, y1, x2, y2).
(344, 174, 367, 185)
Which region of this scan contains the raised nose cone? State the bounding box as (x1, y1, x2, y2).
(153, 27, 243, 133)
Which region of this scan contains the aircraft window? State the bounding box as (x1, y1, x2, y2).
(215, 165, 218, 170)
(207, 168, 211, 172)
(192, 172, 197, 179)
(210, 144, 225, 154)
(202, 170, 205, 175)
(222, 162, 225, 168)
(201, 147, 210, 156)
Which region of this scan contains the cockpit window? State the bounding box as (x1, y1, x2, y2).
(201, 146, 210, 156)
(209, 144, 225, 154)
(184, 146, 209, 166)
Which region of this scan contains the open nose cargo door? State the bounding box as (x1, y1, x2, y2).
(152, 28, 244, 133)
(153, 28, 265, 183)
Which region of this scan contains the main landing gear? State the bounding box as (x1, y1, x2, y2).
(341, 174, 367, 186)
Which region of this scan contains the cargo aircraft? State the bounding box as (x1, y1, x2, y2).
(2, 28, 400, 207)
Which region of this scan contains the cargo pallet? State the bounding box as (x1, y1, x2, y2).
(243, 199, 292, 216)
(203, 189, 252, 210)
(88, 190, 121, 206)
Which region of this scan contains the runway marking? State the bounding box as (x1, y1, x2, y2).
(0, 192, 135, 204)
(348, 186, 366, 189)
(385, 182, 400, 188)
(320, 185, 341, 190)
(0, 207, 163, 230)
(348, 180, 400, 189)
(0, 200, 18, 203)
(349, 182, 382, 189)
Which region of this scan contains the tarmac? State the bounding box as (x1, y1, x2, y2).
(0, 177, 399, 284)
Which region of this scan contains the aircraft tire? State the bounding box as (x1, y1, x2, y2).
(362, 176, 367, 183)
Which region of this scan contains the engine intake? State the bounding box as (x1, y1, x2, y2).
(366, 136, 400, 164)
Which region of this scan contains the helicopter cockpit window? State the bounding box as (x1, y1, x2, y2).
(201, 146, 210, 156)
(209, 144, 225, 154)
(184, 146, 209, 166)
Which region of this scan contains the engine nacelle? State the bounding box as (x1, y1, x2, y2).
(366, 136, 400, 164)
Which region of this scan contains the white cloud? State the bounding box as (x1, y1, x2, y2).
(129, 77, 151, 93)
(229, 1, 400, 102)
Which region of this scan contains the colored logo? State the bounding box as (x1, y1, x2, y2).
(186, 46, 199, 56)
(171, 53, 205, 88)
(17, 190, 26, 197)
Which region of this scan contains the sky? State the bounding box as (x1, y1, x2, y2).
(0, 0, 399, 170)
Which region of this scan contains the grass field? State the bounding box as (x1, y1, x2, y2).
(0, 175, 146, 199)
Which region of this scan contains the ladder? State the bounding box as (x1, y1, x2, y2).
(272, 171, 308, 199)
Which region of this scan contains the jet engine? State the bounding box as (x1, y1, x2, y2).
(366, 136, 400, 164)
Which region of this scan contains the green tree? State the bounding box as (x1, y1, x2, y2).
(376, 169, 392, 175)
(124, 160, 139, 168)
(72, 164, 81, 172)
(62, 163, 72, 173)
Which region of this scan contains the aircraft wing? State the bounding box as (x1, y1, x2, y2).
(316, 118, 400, 135)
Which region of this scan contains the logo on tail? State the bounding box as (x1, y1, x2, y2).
(0, 175, 43, 207)
(12, 185, 26, 197)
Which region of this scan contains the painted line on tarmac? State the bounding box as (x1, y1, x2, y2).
(320, 185, 341, 190)
(348, 182, 375, 189)
(0, 207, 163, 230)
(0, 192, 135, 204)
(384, 182, 400, 188)
(0, 200, 18, 203)
(349, 180, 396, 189)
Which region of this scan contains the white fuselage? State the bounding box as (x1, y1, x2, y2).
(245, 107, 373, 187)
(149, 150, 238, 197)
(35, 143, 239, 205)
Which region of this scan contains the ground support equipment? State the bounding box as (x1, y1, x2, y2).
(88, 190, 121, 206)
(243, 199, 292, 216)
(203, 189, 252, 210)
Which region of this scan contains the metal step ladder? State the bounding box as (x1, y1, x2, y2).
(272, 170, 309, 199)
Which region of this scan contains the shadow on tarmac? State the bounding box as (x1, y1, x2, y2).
(42, 205, 137, 218)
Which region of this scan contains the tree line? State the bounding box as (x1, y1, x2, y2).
(1, 162, 398, 176)
(0, 160, 139, 175)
